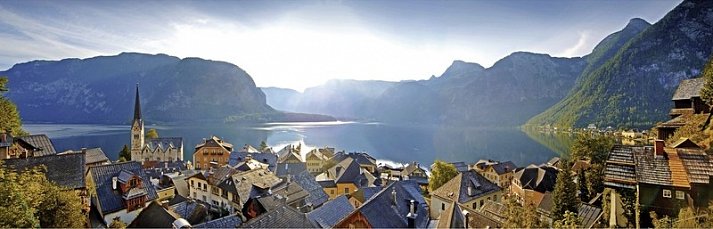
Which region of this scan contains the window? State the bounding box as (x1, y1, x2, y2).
(480, 200, 484, 207)
(676, 191, 685, 200)
(331, 190, 335, 194)
(442, 203, 445, 210)
(345, 187, 350, 193)
(472, 202, 476, 209)
(663, 189, 672, 198)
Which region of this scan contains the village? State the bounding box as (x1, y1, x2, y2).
(1, 77, 713, 229)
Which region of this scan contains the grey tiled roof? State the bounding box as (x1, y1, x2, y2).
(240, 204, 317, 228)
(128, 201, 181, 228)
(450, 162, 469, 172)
(513, 164, 558, 193)
(331, 152, 376, 167)
(292, 171, 329, 207)
(432, 170, 501, 204)
(672, 77, 703, 100)
(349, 186, 382, 203)
(17, 134, 56, 156)
(678, 149, 713, 184)
(276, 162, 308, 178)
(317, 157, 373, 187)
(491, 161, 517, 175)
(3, 153, 85, 190)
(146, 137, 183, 150)
(194, 214, 243, 228)
(229, 151, 277, 171)
(59, 148, 109, 166)
(89, 161, 158, 214)
(170, 200, 208, 224)
(307, 196, 354, 228)
(578, 203, 603, 228)
(350, 180, 429, 228)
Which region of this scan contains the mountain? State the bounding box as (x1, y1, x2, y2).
(292, 79, 398, 119)
(528, 0, 713, 128)
(2, 52, 334, 124)
(260, 87, 301, 111)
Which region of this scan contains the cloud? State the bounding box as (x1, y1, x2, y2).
(558, 32, 593, 57)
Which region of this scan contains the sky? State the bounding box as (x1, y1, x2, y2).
(0, 0, 681, 91)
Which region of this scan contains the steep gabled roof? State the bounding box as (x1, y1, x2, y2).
(3, 153, 85, 190)
(677, 148, 713, 184)
(146, 137, 184, 151)
(128, 201, 181, 228)
(340, 180, 429, 228)
(17, 134, 56, 156)
(89, 161, 158, 214)
(432, 170, 501, 204)
(513, 164, 558, 193)
(292, 171, 329, 207)
(307, 196, 355, 228)
(240, 204, 317, 228)
(194, 214, 243, 228)
(232, 169, 282, 206)
(672, 77, 704, 100)
(275, 162, 307, 178)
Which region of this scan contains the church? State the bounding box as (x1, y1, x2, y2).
(130, 84, 184, 162)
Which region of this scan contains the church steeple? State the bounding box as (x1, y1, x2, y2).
(134, 83, 141, 120)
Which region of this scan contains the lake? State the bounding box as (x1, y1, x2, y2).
(23, 122, 572, 168)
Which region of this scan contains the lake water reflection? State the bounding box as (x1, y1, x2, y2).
(24, 122, 570, 167)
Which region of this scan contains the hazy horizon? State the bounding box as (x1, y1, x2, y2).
(0, 0, 681, 91)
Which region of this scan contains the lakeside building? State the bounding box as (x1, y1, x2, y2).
(192, 135, 233, 170)
(316, 157, 379, 199)
(657, 77, 710, 141)
(603, 140, 713, 227)
(86, 161, 159, 225)
(59, 147, 110, 167)
(229, 144, 277, 171)
(509, 164, 559, 207)
(335, 180, 429, 228)
(130, 85, 184, 163)
(305, 147, 335, 175)
(430, 170, 502, 220)
(0, 132, 57, 159)
(472, 160, 517, 188)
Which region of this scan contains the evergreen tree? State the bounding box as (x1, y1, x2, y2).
(578, 170, 589, 202)
(145, 128, 159, 139)
(585, 163, 605, 197)
(118, 144, 131, 161)
(259, 141, 269, 151)
(504, 195, 547, 228)
(699, 58, 713, 106)
(428, 160, 458, 191)
(0, 77, 27, 136)
(552, 160, 579, 221)
(553, 211, 581, 229)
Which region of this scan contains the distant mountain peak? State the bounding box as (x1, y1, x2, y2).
(439, 60, 484, 78)
(624, 18, 651, 31)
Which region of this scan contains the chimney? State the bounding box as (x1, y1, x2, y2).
(406, 200, 417, 228)
(467, 185, 473, 196)
(655, 140, 665, 157)
(165, 162, 169, 169)
(1, 131, 6, 143)
(112, 177, 118, 190)
(81, 148, 87, 153)
(462, 210, 470, 229)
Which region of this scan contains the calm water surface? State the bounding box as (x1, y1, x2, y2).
(23, 122, 570, 167)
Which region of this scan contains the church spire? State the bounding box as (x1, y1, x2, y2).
(134, 83, 141, 120)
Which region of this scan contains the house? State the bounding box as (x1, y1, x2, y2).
(473, 160, 517, 188)
(231, 158, 270, 171)
(430, 170, 502, 220)
(291, 170, 330, 208)
(436, 201, 501, 228)
(166, 170, 201, 198)
(229, 144, 278, 171)
(231, 168, 283, 210)
(169, 198, 209, 225)
(657, 77, 710, 140)
(128, 201, 185, 228)
(402, 162, 429, 189)
(241, 204, 317, 228)
(621, 130, 643, 139)
(307, 196, 355, 228)
(59, 148, 110, 167)
(86, 161, 159, 225)
(186, 166, 241, 213)
(448, 161, 469, 172)
(193, 136, 233, 170)
(275, 162, 308, 178)
(331, 152, 378, 174)
(0, 132, 57, 159)
(305, 147, 333, 174)
(193, 214, 243, 228)
(316, 157, 378, 199)
(3, 153, 90, 218)
(603, 141, 713, 227)
(278, 149, 304, 164)
(347, 186, 382, 208)
(509, 164, 558, 207)
(334, 180, 429, 228)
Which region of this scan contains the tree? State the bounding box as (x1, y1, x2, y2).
(428, 160, 459, 191)
(577, 170, 589, 202)
(552, 160, 579, 221)
(108, 217, 126, 228)
(504, 195, 547, 228)
(118, 144, 131, 161)
(146, 128, 159, 139)
(0, 163, 85, 227)
(650, 211, 673, 229)
(585, 163, 605, 197)
(699, 58, 713, 106)
(570, 134, 613, 165)
(553, 211, 581, 229)
(0, 77, 27, 136)
(259, 141, 269, 151)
